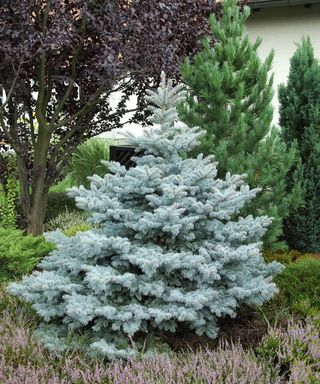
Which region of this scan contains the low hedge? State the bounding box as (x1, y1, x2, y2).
(263, 252, 320, 318)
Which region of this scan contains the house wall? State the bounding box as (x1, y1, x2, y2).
(246, 4, 320, 126)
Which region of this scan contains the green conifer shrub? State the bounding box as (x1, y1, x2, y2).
(62, 223, 92, 237)
(9, 74, 282, 359)
(0, 228, 54, 282)
(274, 257, 320, 317)
(261, 253, 320, 319)
(0, 154, 18, 228)
(179, 0, 303, 250)
(279, 37, 320, 252)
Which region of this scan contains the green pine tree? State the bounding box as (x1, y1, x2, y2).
(279, 37, 320, 252)
(179, 0, 303, 250)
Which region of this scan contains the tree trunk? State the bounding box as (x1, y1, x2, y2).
(17, 144, 52, 236)
(27, 187, 49, 236)
(16, 154, 31, 222)
(25, 126, 51, 236)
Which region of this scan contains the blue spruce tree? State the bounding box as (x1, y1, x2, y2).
(9, 74, 282, 359)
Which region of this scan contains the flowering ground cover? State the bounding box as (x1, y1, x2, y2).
(0, 285, 278, 384)
(2, 284, 320, 384)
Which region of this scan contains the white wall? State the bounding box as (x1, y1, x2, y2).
(246, 4, 320, 126)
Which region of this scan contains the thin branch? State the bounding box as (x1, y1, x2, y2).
(112, 117, 138, 128)
(48, 19, 86, 129)
(35, 3, 50, 128)
(48, 64, 78, 129)
(50, 75, 136, 132)
(0, 114, 12, 144)
(16, 154, 32, 218)
(8, 102, 22, 153)
(50, 104, 139, 169)
(43, 66, 54, 112)
(0, 59, 25, 114)
(28, 110, 36, 148)
(53, 129, 87, 180)
(35, 50, 47, 128)
(22, 78, 37, 148)
(105, 77, 134, 95)
(51, 84, 107, 131)
(112, 107, 139, 117)
(51, 111, 91, 155)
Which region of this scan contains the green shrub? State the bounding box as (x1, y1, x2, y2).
(256, 333, 283, 365)
(45, 192, 78, 222)
(0, 228, 54, 282)
(273, 257, 320, 316)
(264, 251, 294, 265)
(264, 250, 312, 265)
(0, 154, 18, 228)
(258, 254, 320, 321)
(49, 175, 73, 194)
(179, 0, 303, 251)
(63, 224, 92, 237)
(279, 37, 320, 252)
(0, 172, 18, 228)
(69, 138, 110, 188)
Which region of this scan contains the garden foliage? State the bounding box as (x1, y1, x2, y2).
(69, 138, 110, 188)
(45, 209, 92, 237)
(0, 154, 18, 228)
(180, 0, 303, 250)
(279, 37, 320, 252)
(0, 228, 54, 282)
(274, 257, 320, 317)
(0, 0, 217, 236)
(258, 317, 320, 383)
(45, 192, 78, 222)
(3, 285, 320, 384)
(0, 286, 280, 384)
(45, 209, 89, 233)
(9, 74, 282, 359)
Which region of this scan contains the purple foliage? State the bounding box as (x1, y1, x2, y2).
(107, 345, 279, 384)
(0, 291, 277, 384)
(0, 0, 219, 235)
(3, 286, 320, 383)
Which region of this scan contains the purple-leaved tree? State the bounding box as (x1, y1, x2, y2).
(0, 0, 217, 235)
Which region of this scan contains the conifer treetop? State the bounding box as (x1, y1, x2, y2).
(125, 72, 203, 159)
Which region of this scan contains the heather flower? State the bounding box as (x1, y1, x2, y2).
(259, 317, 320, 381)
(0, 292, 279, 384)
(8, 286, 320, 384)
(289, 360, 320, 384)
(107, 344, 279, 384)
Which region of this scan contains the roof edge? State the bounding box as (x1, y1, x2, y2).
(251, 0, 320, 9)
